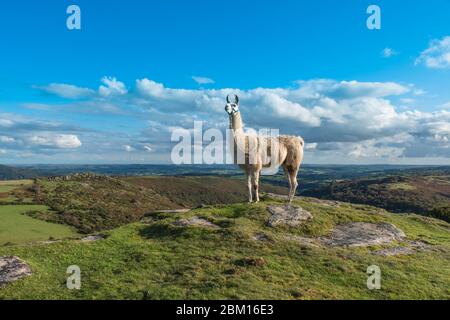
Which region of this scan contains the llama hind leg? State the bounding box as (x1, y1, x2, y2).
(282, 166, 292, 203)
(288, 169, 299, 203)
(252, 170, 261, 203)
(247, 174, 253, 203)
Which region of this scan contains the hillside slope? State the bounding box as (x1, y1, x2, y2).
(305, 175, 450, 222)
(0, 196, 449, 299)
(32, 174, 288, 233)
(123, 176, 287, 207)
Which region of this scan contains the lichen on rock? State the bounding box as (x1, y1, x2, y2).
(267, 205, 313, 227)
(0, 256, 32, 286)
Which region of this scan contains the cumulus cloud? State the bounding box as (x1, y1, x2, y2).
(34, 83, 95, 99)
(28, 134, 82, 149)
(99, 77, 128, 97)
(0, 113, 86, 161)
(416, 36, 450, 69)
(128, 77, 449, 162)
(19, 77, 450, 164)
(192, 76, 215, 85)
(34, 77, 128, 100)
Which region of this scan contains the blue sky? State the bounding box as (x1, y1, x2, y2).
(0, 0, 449, 164)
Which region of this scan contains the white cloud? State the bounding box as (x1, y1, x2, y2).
(123, 145, 135, 152)
(381, 48, 399, 58)
(99, 77, 128, 96)
(0, 136, 15, 143)
(35, 83, 95, 99)
(416, 36, 450, 69)
(305, 143, 317, 150)
(259, 94, 321, 127)
(292, 79, 408, 100)
(28, 134, 82, 149)
(136, 78, 166, 98)
(14, 77, 450, 164)
(348, 142, 404, 159)
(0, 119, 15, 128)
(192, 76, 215, 85)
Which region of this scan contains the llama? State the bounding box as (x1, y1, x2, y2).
(225, 94, 304, 203)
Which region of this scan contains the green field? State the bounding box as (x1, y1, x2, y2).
(0, 179, 34, 203)
(0, 198, 449, 299)
(0, 205, 79, 245)
(0, 180, 33, 192)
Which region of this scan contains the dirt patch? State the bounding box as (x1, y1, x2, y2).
(267, 205, 313, 227)
(0, 256, 32, 286)
(321, 222, 406, 247)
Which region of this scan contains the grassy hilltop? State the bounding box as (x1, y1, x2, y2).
(0, 175, 449, 299)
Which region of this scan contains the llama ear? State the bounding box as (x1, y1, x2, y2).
(226, 95, 231, 104)
(234, 95, 239, 105)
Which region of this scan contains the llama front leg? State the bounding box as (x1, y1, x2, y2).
(247, 174, 253, 203)
(252, 170, 261, 203)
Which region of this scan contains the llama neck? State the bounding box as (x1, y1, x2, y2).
(229, 112, 247, 164)
(229, 112, 244, 131)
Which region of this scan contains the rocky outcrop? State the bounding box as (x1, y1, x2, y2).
(372, 246, 414, 256)
(0, 256, 32, 286)
(321, 222, 406, 247)
(267, 205, 313, 227)
(372, 240, 432, 256)
(173, 216, 219, 229)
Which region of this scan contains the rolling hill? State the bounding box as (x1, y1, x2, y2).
(31, 174, 287, 233)
(304, 175, 450, 222)
(0, 165, 38, 180)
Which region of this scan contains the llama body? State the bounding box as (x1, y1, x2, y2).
(225, 95, 304, 203)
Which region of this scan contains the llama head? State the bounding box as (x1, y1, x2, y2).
(225, 94, 240, 115)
